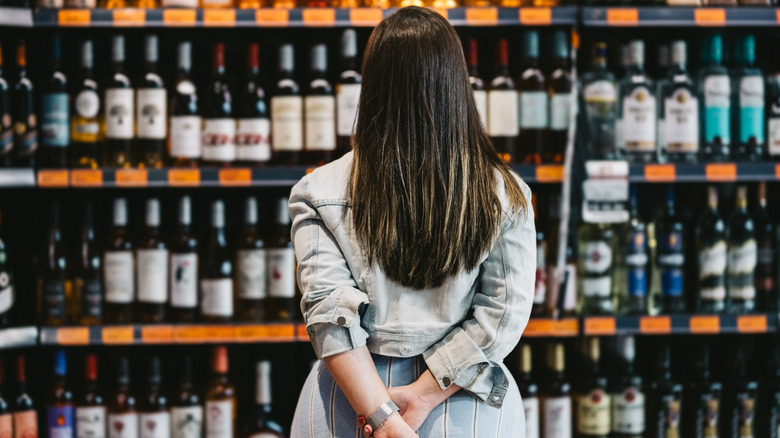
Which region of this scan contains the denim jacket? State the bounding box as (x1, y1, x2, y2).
(289, 152, 535, 408)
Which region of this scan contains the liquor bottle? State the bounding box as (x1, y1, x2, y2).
(755, 182, 776, 312)
(239, 361, 284, 438)
(41, 202, 69, 326)
(140, 357, 170, 438)
(137, 35, 166, 169)
(336, 29, 361, 158)
(763, 351, 780, 438)
(266, 197, 296, 322)
(768, 68, 780, 160)
(305, 43, 336, 166)
(548, 30, 572, 165)
(487, 38, 518, 164)
(575, 337, 610, 438)
(71, 40, 102, 169)
(728, 348, 757, 438)
(541, 342, 572, 438)
(201, 200, 234, 322)
(75, 201, 103, 325)
(611, 336, 644, 438)
(236, 196, 266, 322)
(236, 43, 271, 165)
(466, 38, 487, 130)
(533, 210, 547, 317)
(271, 44, 303, 165)
(648, 343, 682, 438)
(202, 43, 236, 166)
(206, 346, 235, 438)
(696, 186, 727, 314)
(170, 195, 199, 323)
(104, 198, 135, 324)
(40, 33, 69, 168)
(698, 34, 730, 162)
(109, 357, 138, 438)
(0, 209, 13, 327)
(684, 342, 721, 438)
(169, 41, 200, 167)
(13, 39, 37, 167)
(47, 350, 75, 438)
(14, 356, 38, 438)
(621, 187, 648, 315)
(172, 355, 203, 438)
(581, 42, 618, 160)
(518, 30, 547, 165)
(0, 361, 11, 438)
(660, 40, 698, 163)
(104, 35, 134, 168)
(518, 344, 539, 438)
(578, 223, 615, 315)
(732, 35, 764, 162)
(136, 198, 169, 323)
(727, 185, 757, 314)
(618, 40, 656, 163)
(656, 186, 686, 314)
(76, 354, 107, 438)
(0, 42, 12, 167)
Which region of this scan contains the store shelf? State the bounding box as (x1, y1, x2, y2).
(40, 323, 308, 345)
(33, 6, 576, 27)
(0, 7, 34, 27)
(582, 313, 777, 336)
(523, 317, 579, 337)
(628, 162, 779, 183)
(0, 326, 38, 349)
(582, 6, 780, 27)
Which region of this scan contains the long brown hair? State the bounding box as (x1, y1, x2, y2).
(348, 7, 528, 290)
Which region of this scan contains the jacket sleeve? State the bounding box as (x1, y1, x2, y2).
(290, 176, 370, 359)
(422, 179, 535, 408)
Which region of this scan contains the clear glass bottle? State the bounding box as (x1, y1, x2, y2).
(659, 40, 698, 164)
(619, 40, 656, 163)
(727, 185, 757, 314)
(581, 42, 618, 160)
(698, 35, 730, 162)
(578, 223, 615, 315)
(696, 186, 727, 314)
(731, 35, 764, 162)
(70, 40, 102, 169)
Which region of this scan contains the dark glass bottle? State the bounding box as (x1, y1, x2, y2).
(236, 196, 266, 322)
(169, 41, 201, 167)
(660, 40, 698, 164)
(754, 182, 776, 312)
(103, 198, 134, 324)
(172, 355, 203, 438)
(0, 43, 12, 168)
(13, 356, 37, 438)
(236, 43, 270, 166)
(575, 337, 610, 438)
(103, 35, 134, 168)
(727, 186, 756, 314)
(76, 200, 103, 325)
(0, 208, 14, 327)
(541, 342, 572, 438)
(581, 42, 618, 160)
(136, 34, 166, 169)
(136, 198, 169, 323)
(336, 29, 361, 158)
(76, 353, 106, 438)
(202, 43, 236, 166)
(547, 30, 572, 165)
(487, 38, 518, 164)
(767, 71, 780, 160)
(731, 35, 764, 162)
(0, 360, 11, 438)
(518, 344, 540, 438)
(610, 336, 644, 438)
(684, 342, 721, 438)
(467, 38, 487, 131)
(532, 213, 547, 318)
(763, 351, 780, 438)
(239, 361, 284, 438)
(108, 357, 138, 438)
(271, 44, 303, 165)
(656, 186, 686, 314)
(619, 40, 656, 164)
(698, 35, 730, 163)
(40, 33, 69, 169)
(41, 201, 69, 326)
(696, 186, 727, 314)
(621, 187, 649, 315)
(266, 197, 296, 322)
(47, 350, 75, 437)
(13, 39, 37, 168)
(728, 348, 757, 438)
(200, 200, 234, 322)
(71, 39, 102, 169)
(649, 343, 683, 438)
(206, 346, 236, 438)
(518, 31, 547, 165)
(140, 356, 170, 438)
(170, 195, 199, 323)
(305, 43, 336, 166)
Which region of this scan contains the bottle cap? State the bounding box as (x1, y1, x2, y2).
(82, 39, 94, 70)
(112, 35, 125, 63)
(214, 42, 225, 69)
(113, 198, 128, 226)
(17, 356, 26, 383)
(179, 195, 192, 226)
(256, 360, 272, 405)
(212, 200, 225, 229)
(279, 44, 294, 73)
(276, 197, 290, 226)
(703, 34, 723, 65)
(213, 346, 229, 374)
(553, 30, 568, 60)
(178, 41, 192, 72)
(671, 40, 686, 66)
(629, 40, 644, 67)
(737, 34, 756, 66)
(310, 43, 327, 74)
(85, 353, 98, 381)
(467, 38, 478, 68)
(520, 344, 532, 374)
(245, 196, 258, 225)
(618, 335, 635, 362)
(146, 198, 161, 227)
(248, 42, 260, 71)
(145, 34, 158, 63)
(707, 185, 718, 209)
(54, 350, 67, 377)
(523, 31, 539, 59)
(497, 38, 509, 67)
(341, 29, 357, 58)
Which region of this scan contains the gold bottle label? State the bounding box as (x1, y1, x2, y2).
(577, 389, 611, 435)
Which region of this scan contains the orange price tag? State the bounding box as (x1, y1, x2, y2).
(58, 9, 90, 26)
(113, 8, 145, 25)
(350, 8, 383, 25)
(571, 29, 580, 50)
(56, 327, 89, 345)
(115, 169, 148, 186)
(705, 163, 737, 181)
(102, 326, 135, 344)
(606, 8, 638, 25)
(218, 168, 251, 186)
(174, 325, 207, 343)
(141, 326, 173, 343)
(71, 169, 103, 187)
(775, 163, 780, 180)
(536, 165, 564, 183)
(264, 324, 296, 341)
(37, 170, 69, 187)
(519, 8, 552, 25)
(163, 9, 196, 25)
(302, 8, 336, 25)
(640, 316, 671, 334)
(203, 9, 236, 26)
(737, 315, 767, 333)
(584, 317, 616, 335)
(256, 8, 289, 25)
(234, 325, 270, 342)
(465, 7, 498, 25)
(202, 325, 235, 342)
(690, 315, 720, 334)
(695, 8, 725, 26)
(524, 319, 553, 336)
(644, 164, 676, 182)
(168, 169, 200, 186)
(776, 9, 780, 24)
(551, 319, 579, 336)
(296, 324, 310, 341)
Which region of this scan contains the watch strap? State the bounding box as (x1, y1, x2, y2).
(365, 401, 399, 431)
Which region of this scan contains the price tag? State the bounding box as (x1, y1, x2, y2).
(234, 325, 269, 342)
(265, 324, 297, 341)
(102, 326, 135, 344)
(639, 316, 671, 334)
(71, 169, 103, 187)
(350, 8, 382, 25)
(256, 8, 289, 25)
(776, 9, 780, 24)
(168, 169, 200, 186)
(141, 326, 173, 343)
(115, 169, 148, 186)
(37, 170, 69, 187)
(218, 168, 251, 186)
(524, 319, 553, 336)
(466, 7, 498, 25)
(694, 8, 725, 26)
(551, 318, 578, 336)
(519, 7, 551, 25)
(113, 8, 145, 25)
(202, 325, 235, 341)
(775, 163, 780, 180)
(536, 165, 564, 183)
(56, 327, 89, 345)
(606, 8, 638, 25)
(204, 9, 236, 26)
(737, 315, 767, 333)
(302, 8, 336, 25)
(584, 317, 616, 335)
(689, 316, 720, 334)
(174, 326, 207, 343)
(705, 163, 737, 181)
(163, 9, 196, 25)
(58, 9, 90, 26)
(644, 164, 676, 182)
(586, 160, 629, 178)
(296, 324, 310, 341)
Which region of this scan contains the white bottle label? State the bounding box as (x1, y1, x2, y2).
(136, 88, 167, 140)
(171, 406, 203, 438)
(336, 83, 361, 136)
(205, 401, 233, 438)
(104, 251, 135, 304)
(582, 276, 612, 298)
(236, 118, 271, 162)
(534, 245, 546, 305)
(740, 76, 765, 108)
(520, 91, 548, 129)
(543, 396, 572, 438)
(577, 390, 611, 435)
(108, 413, 138, 438)
(664, 89, 699, 152)
(76, 406, 106, 438)
(140, 412, 170, 438)
(487, 90, 519, 137)
(170, 116, 202, 159)
(76, 90, 100, 118)
(700, 242, 727, 278)
(550, 93, 571, 131)
(0, 286, 12, 314)
(473, 89, 488, 129)
(201, 278, 234, 317)
(237, 249, 267, 300)
(612, 388, 645, 434)
(137, 249, 169, 304)
(729, 240, 757, 275)
(584, 80, 617, 104)
(305, 95, 336, 151)
(622, 86, 656, 151)
(267, 248, 296, 298)
(271, 96, 304, 152)
(170, 253, 198, 309)
(105, 89, 135, 139)
(583, 242, 612, 272)
(524, 397, 540, 438)
(202, 118, 236, 162)
(705, 76, 731, 108)
(769, 117, 780, 156)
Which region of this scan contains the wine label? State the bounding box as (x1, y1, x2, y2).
(14, 410, 38, 438)
(76, 406, 107, 438)
(696, 394, 719, 438)
(704, 75, 730, 144)
(550, 93, 571, 131)
(699, 241, 727, 301)
(534, 244, 546, 306)
(140, 412, 170, 438)
(104, 251, 135, 304)
(202, 118, 236, 162)
(659, 394, 681, 438)
(336, 83, 361, 137)
(137, 88, 167, 140)
(769, 118, 780, 156)
(267, 248, 296, 298)
(105, 88, 135, 139)
(612, 387, 644, 434)
(170, 253, 198, 309)
(236, 118, 271, 162)
(0, 413, 11, 438)
(582, 276, 611, 298)
(658, 231, 684, 298)
(237, 249, 267, 300)
(523, 397, 540, 438)
(43, 280, 67, 319)
(305, 95, 336, 151)
(171, 406, 203, 438)
(137, 249, 169, 304)
(42, 92, 70, 147)
(729, 239, 757, 300)
(576, 390, 610, 435)
(48, 406, 75, 438)
(584, 80, 617, 105)
(626, 231, 648, 298)
(76, 90, 100, 119)
(0, 113, 12, 155)
(108, 413, 138, 438)
(200, 278, 234, 317)
(622, 86, 656, 152)
(0, 271, 13, 313)
(170, 116, 202, 159)
(473, 89, 487, 129)
(487, 90, 519, 137)
(520, 91, 548, 129)
(81, 278, 103, 319)
(205, 400, 234, 438)
(542, 396, 571, 438)
(271, 96, 304, 152)
(14, 111, 38, 156)
(583, 241, 612, 273)
(664, 88, 699, 152)
(734, 392, 755, 438)
(739, 76, 764, 144)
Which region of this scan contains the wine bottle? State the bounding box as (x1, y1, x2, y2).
(236, 196, 266, 322)
(621, 187, 649, 315)
(541, 342, 572, 438)
(172, 355, 202, 438)
(465, 38, 487, 130)
(13, 39, 37, 168)
(140, 357, 170, 438)
(236, 43, 270, 166)
(206, 346, 235, 438)
(202, 43, 236, 166)
(547, 30, 572, 165)
(238, 361, 284, 438)
(610, 336, 644, 438)
(656, 186, 686, 314)
(532, 207, 547, 318)
(519, 344, 539, 438)
(575, 337, 610, 438)
(76, 200, 103, 325)
(41, 201, 69, 326)
(104, 198, 135, 324)
(266, 197, 296, 322)
(170, 195, 199, 323)
(71, 39, 102, 169)
(755, 182, 776, 312)
(0, 42, 12, 168)
(728, 348, 757, 438)
(648, 343, 682, 438)
(768, 72, 780, 161)
(336, 29, 361, 158)
(14, 356, 38, 438)
(0, 208, 14, 327)
(684, 341, 721, 438)
(727, 185, 757, 314)
(764, 351, 780, 438)
(698, 34, 730, 162)
(578, 223, 615, 315)
(40, 33, 69, 169)
(619, 40, 656, 163)
(272, 44, 303, 165)
(137, 35, 166, 169)
(305, 43, 336, 166)
(518, 30, 547, 165)
(200, 200, 234, 322)
(109, 357, 138, 438)
(169, 41, 201, 167)
(487, 38, 518, 164)
(136, 198, 169, 323)
(47, 350, 75, 438)
(660, 40, 698, 164)
(581, 42, 618, 160)
(0, 360, 11, 438)
(731, 35, 764, 162)
(76, 353, 107, 438)
(696, 186, 727, 314)
(104, 35, 134, 168)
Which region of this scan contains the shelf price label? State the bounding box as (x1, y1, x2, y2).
(296, 324, 310, 341)
(302, 8, 336, 25)
(71, 169, 103, 187)
(202, 325, 234, 341)
(115, 169, 148, 186)
(163, 9, 196, 25)
(141, 326, 173, 343)
(694, 8, 725, 26)
(174, 325, 207, 343)
(584, 317, 616, 335)
(524, 319, 553, 336)
(551, 319, 578, 336)
(705, 163, 737, 181)
(644, 164, 676, 182)
(519, 7, 551, 25)
(689, 316, 720, 334)
(737, 315, 767, 333)
(349, 8, 383, 25)
(102, 326, 135, 344)
(536, 165, 564, 183)
(775, 164, 780, 180)
(606, 8, 638, 25)
(465, 7, 498, 25)
(113, 8, 145, 26)
(218, 168, 251, 186)
(56, 327, 89, 345)
(234, 325, 296, 342)
(204, 9, 236, 26)
(256, 8, 289, 25)
(639, 316, 671, 334)
(168, 169, 200, 186)
(58, 9, 90, 26)
(37, 170, 69, 187)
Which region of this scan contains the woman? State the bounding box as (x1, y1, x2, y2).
(289, 7, 535, 437)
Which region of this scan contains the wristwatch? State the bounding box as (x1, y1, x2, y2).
(365, 401, 400, 432)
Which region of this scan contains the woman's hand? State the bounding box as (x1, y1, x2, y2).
(361, 414, 418, 438)
(388, 385, 434, 432)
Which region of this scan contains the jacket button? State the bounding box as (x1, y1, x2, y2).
(442, 377, 451, 386)
(336, 316, 347, 326)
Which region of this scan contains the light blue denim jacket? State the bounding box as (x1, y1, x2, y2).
(289, 152, 535, 408)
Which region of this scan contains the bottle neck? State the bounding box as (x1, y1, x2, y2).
(341, 56, 358, 73)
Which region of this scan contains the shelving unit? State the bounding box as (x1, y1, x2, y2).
(582, 313, 777, 336)
(581, 6, 780, 27)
